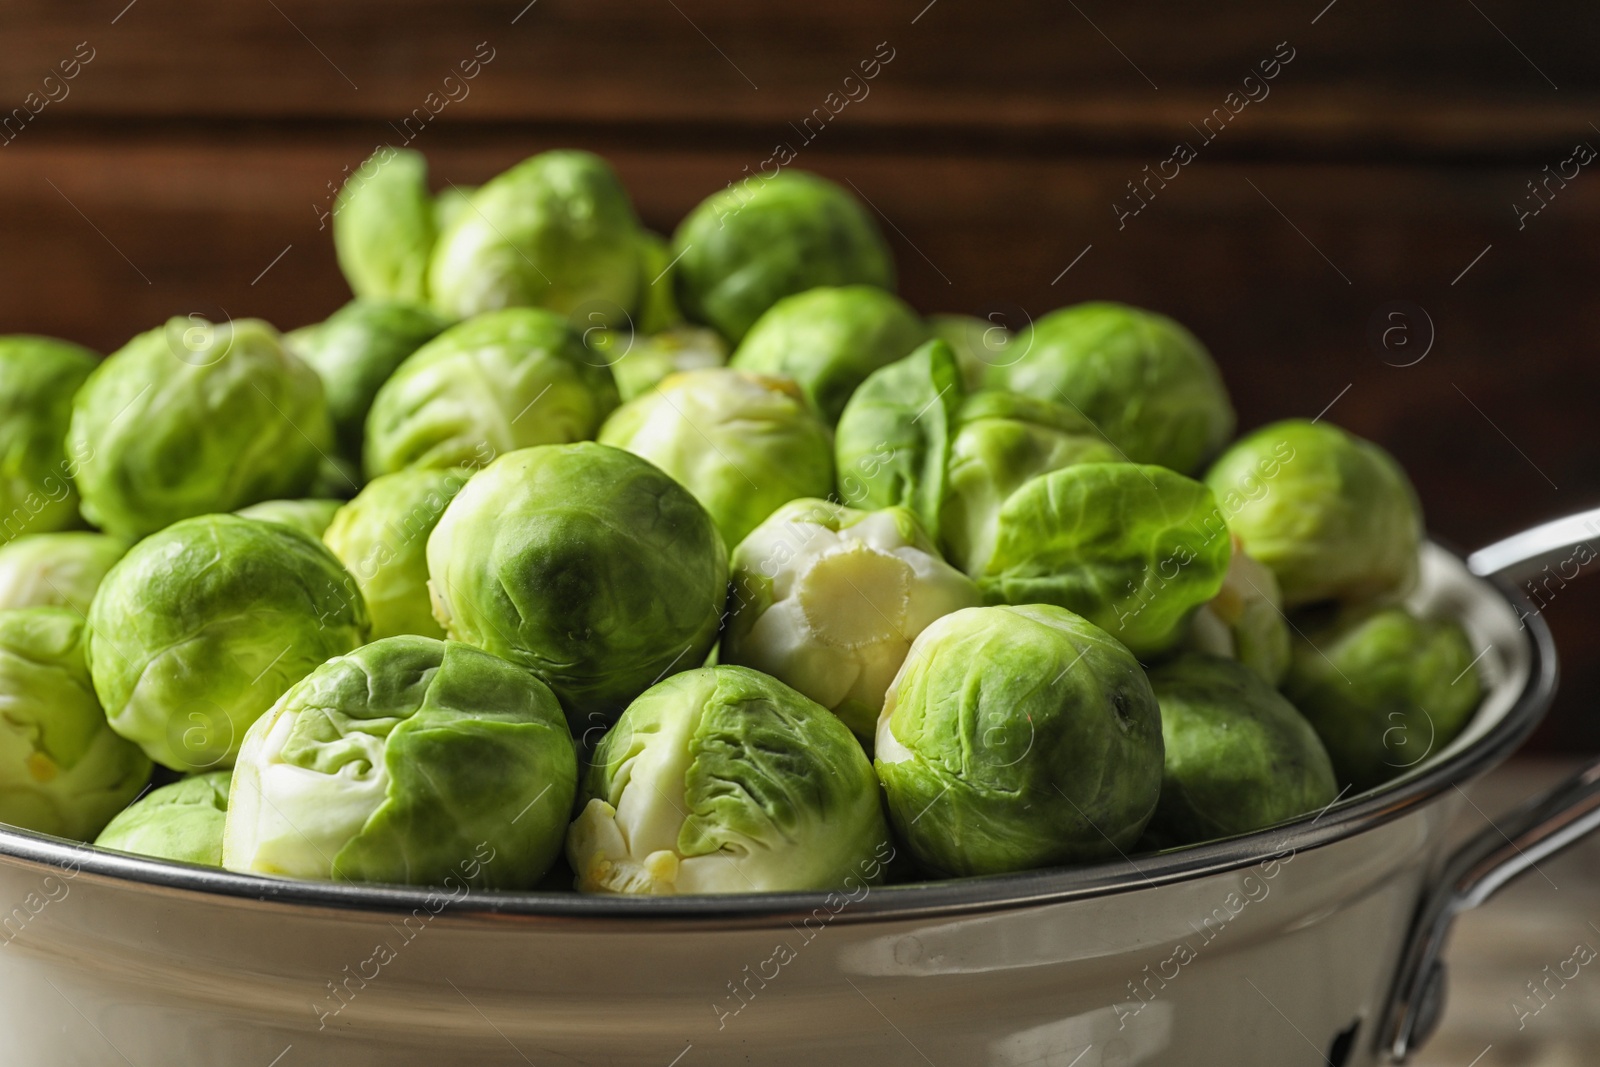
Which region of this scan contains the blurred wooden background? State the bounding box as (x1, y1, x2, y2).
(2, 0, 1598, 747)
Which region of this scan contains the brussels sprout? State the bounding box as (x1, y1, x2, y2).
(986, 302, 1235, 474)
(1144, 653, 1337, 848)
(427, 443, 727, 729)
(834, 340, 963, 539)
(68, 318, 333, 539)
(433, 184, 476, 235)
(95, 771, 230, 866)
(333, 148, 438, 304)
(1187, 543, 1291, 685)
(235, 499, 343, 541)
(1205, 420, 1422, 608)
(86, 515, 370, 772)
(598, 368, 833, 549)
(568, 665, 889, 894)
(722, 500, 980, 742)
(937, 392, 1120, 576)
(603, 326, 728, 402)
(287, 299, 452, 460)
(0, 533, 127, 616)
(0, 608, 150, 840)
(876, 604, 1162, 876)
(224, 637, 576, 887)
(634, 230, 684, 335)
(428, 150, 641, 325)
(730, 285, 930, 423)
(976, 463, 1231, 656)
(0, 336, 97, 543)
(1284, 607, 1483, 791)
(673, 171, 896, 344)
(323, 468, 470, 641)
(929, 313, 1015, 392)
(364, 308, 619, 480)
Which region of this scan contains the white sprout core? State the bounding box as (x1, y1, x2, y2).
(1190, 543, 1278, 658)
(569, 678, 742, 895)
(221, 702, 392, 879)
(732, 510, 980, 722)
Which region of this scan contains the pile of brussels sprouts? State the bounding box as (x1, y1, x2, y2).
(0, 148, 1484, 894)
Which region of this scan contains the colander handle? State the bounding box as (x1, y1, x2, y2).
(1383, 507, 1600, 1062)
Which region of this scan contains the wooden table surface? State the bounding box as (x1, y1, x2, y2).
(1416, 757, 1600, 1067)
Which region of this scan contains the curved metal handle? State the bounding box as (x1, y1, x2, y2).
(1384, 510, 1600, 1061)
(1466, 506, 1600, 582)
(1383, 760, 1600, 1060)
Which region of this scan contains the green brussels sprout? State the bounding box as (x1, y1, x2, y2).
(428, 150, 641, 324)
(1144, 653, 1337, 848)
(598, 368, 834, 549)
(975, 463, 1231, 656)
(634, 230, 684, 335)
(730, 285, 930, 423)
(95, 771, 230, 866)
(568, 665, 889, 894)
(0, 336, 97, 543)
(427, 443, 727, 728)
(938, 392, 1120, 576)
(876, 604, 1163, 876)
(986, 302, 1235, 473)
(722, 500, 981, 743)
(286, 299, 452, 460)
(364, 308, 620, 480)
(323, 468, 470, 641)
(1187, 543, 1291, 685)
(235, 499, 343, 541)
(673, 171, 896, 344)
(0, 533, 127, 616)
(1283, 607, 1483, 791)
(602, 326, 728, 402)
(333, 148, 438, 304)
(432, 184, 476, 235)
(929, 313, 1014, 392)
(86, 515, 370, 772)
(1205, 420, 1422, 608)
(224, 636, 576, 887)
(0, 608, 150, 840)
(834, 340, 964, 540)
(68, 318, 333, 539)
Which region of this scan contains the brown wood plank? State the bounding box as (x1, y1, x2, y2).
(0, 0, 1594, 157)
